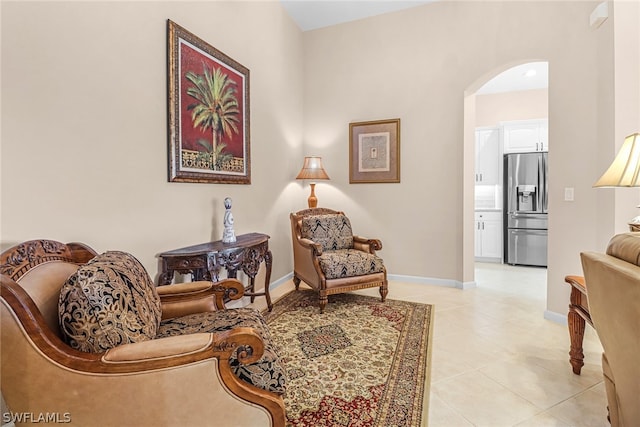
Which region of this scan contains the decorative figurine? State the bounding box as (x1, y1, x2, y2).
(222, 197, 236, 243)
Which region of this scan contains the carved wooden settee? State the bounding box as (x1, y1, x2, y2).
(0, 240, 286, 426)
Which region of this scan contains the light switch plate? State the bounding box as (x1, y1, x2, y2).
(564, 187, 574, 201)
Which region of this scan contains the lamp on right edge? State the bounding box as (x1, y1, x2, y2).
(594, 132, 640, 228)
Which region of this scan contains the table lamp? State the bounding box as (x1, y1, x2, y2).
(296, 156, 329, 208)
(594, 132, 640, 228)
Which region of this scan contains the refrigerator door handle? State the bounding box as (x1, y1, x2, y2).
(542, 154, 548, 212)
(538, 155, 544, 213)
(510, 229, 547, 236)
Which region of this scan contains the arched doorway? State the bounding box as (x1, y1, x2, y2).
(464, 61, 549, 293)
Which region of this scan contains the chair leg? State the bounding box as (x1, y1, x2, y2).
(568, 308, 586, 375)
(379, 282, 388, 302)
(293, 276, 301, 290)
(318, 292, 328, 313)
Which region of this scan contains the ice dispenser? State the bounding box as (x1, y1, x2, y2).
(517, 185, 537, 211)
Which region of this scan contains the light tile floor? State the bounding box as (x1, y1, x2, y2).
(263, 262, 608, 426)
(354, 263, 608, 427)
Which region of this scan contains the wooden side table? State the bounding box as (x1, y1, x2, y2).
(565, 275, 592, 374)
(157, 232, 273, 311)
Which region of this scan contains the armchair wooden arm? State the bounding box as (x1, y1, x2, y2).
(353, 235, 383, 253)
(102, 329, 264, 366)
(158, 279, 245, 319)
(297, 237, 324, 255)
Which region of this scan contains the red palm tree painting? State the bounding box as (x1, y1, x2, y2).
(168, 20, 250, 184)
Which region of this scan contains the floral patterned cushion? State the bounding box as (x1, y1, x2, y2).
(301, 214, 354, 251)
(157, 307, 287, 394)
(318, 249, 385, 279)
(58, 251, 162, 353)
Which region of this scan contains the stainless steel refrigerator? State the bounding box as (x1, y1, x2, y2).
(504, 152, 548, 267)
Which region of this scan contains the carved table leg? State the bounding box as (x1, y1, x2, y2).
(568, 306, 586, 375)
(206, 253, 221, 282)
(248, 277, 256, 303)
(157, 259, 173, 286)
(263, 250, 273, 311)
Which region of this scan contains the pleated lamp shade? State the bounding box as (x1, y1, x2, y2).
(296, 157, 330, 180)
(296, 157, 329, 208)
(594, 133, 640, 187)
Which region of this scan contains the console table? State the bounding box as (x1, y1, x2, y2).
(157, 233, 273, 311)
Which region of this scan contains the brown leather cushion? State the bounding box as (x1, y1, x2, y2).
(606, 232, 640, 266)
(58, 251, 162, 352)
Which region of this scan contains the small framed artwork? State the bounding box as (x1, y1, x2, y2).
(349, 118, 400, 183)
(167, 20, 250, 184)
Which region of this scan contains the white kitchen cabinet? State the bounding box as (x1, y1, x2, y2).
(475, 211, 502, 262)
(502, 119, 548, 153)
(475, 127, 501, 185)
(538, 119, 548, 151)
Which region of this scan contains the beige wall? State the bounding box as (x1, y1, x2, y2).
(302, 0, 624, 315)
(613, 1, 640, 233)
(475, 89, 548, 128)
(1, 1, 305, 283)
(2, 1, 637, 319)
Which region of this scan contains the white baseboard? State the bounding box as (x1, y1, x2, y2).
(544, 309, 568, 325)
(270, 272, 293, 290)
(275, 272, 477, 291)
(388, 274, 477, 290)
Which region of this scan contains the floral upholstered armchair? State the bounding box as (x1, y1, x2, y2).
(0, 240, 286, 426)
(290, 208, 388, 313)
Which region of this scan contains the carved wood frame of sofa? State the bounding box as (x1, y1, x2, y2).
(0, 240, 285, 427)
(290, 208, 388, 313)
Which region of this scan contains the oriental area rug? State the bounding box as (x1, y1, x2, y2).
(262, 290, 434, 427)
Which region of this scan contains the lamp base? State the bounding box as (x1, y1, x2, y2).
(629, 214, 640, 232)
(307, 183, 318, 208)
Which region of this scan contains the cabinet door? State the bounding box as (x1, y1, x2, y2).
(539, 120, 549, 151)
(480, 218, 502, 259)
(474, 220, 483, 257)
(503, 119, 549, 153)
(475, 212, 502, 261)
(475, 128, 501, 184)
(503, 122, 539, 153)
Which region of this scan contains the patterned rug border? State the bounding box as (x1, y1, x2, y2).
(263, 290, 434, 427)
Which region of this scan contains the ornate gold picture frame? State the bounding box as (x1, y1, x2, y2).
(167, 20, 250, 184)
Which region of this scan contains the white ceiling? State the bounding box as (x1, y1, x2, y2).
(280, 0, 435, 32)
(477, 62, 549, 95)
(280, 1, 549, 94)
